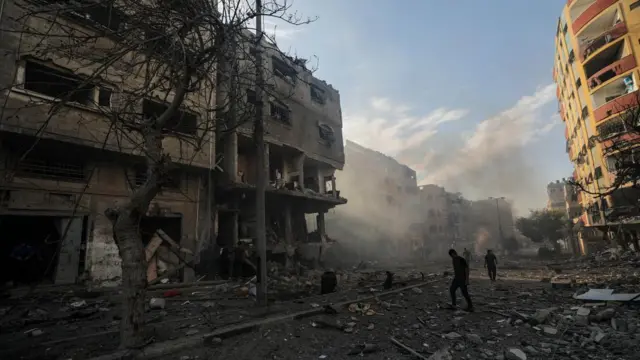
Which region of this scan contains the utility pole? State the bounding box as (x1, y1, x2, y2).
(494, 197, 504, 251)
(254, 0, 268, 305)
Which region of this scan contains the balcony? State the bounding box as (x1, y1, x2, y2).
(579, 22, 627, 61)
(593, 82, 640, 123)
(572, 0, 619, 34)
(587, 55, 636, 90)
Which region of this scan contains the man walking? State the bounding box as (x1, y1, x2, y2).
(484, 249, 498, 282)
(448, 249, 473, 311)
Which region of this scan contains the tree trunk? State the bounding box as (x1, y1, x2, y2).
(113, 211, 148, 348)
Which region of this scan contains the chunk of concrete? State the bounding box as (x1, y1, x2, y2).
(149, 298, 166, 310)
(427, 347, 453, 360)
(505, 348, 527, 360)
(543, 326, 558, 336)
(612, 318, 628, 332)
(595, 308, 615, 322)
(466, 333, 483, 344)
(529, 308, 555, 325)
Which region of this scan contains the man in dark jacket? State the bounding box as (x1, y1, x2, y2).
(484, 249, 498, 282)
(448, 249, 473, 311)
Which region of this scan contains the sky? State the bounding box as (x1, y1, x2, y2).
(265, 0, 573, 215)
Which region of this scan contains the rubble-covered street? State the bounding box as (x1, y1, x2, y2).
(3, 252, 640, 360)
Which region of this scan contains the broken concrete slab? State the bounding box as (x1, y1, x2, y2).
(505, 348, 527, 360)
(573, 289, 640, 302)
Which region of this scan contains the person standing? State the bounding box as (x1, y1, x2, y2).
(463, 248, 472, 265)
(484, 249, 498, 282)
(448, 249, 473, 311)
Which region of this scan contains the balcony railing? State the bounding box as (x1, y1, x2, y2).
(594, 90, 640, 122)
(580, 22, 627, 61)
(601, 132, 640, 149)
(572, 0, 619, 34)
(588, 55, 637, 89)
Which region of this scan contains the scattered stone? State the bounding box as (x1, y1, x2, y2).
(593, 331, 606, 343)
(576, 307, 591, 317)
(367, 324, 375, 330)
(524, 346, 539, 355)
(24, 328, 44, 337)
(505, 348, 527, 360)
(149, 298, 166, 310)
(186, 329, 199, 336)
(427, 347, 453, 360)
(543, 326, 558, 336)
(530, 308, 554, 325)
(412, 287, 423, 294)
(612, 318, 628, 332)
(466, 333, 483, 344)
(595, 308, 615, 322)
(443, 332, 462, 340)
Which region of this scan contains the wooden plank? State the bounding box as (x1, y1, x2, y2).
(145, 236, 163, 261)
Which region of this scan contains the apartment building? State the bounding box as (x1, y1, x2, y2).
(0, 1, 215, 285)
(468, 198, 515, 253)
(324, 140, 419, 262)
(547, 179, 583, 220)
(215, 32, 346, 265)
(555, 0, 640, 229)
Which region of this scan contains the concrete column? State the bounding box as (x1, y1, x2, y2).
(316, 212, 326, 267)
(331, 176, 337, 197)
(284, 203, 294, 268)
(317, 169, 325, 194)
(296, 154, 306, 189)
(224, 133, 238, 183)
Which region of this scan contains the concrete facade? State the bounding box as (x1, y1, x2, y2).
(0, 0, 214, 285)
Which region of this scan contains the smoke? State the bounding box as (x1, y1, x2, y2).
(474, 227, 490, 254)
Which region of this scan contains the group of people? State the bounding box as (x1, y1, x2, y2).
(447, 248, 498, 312)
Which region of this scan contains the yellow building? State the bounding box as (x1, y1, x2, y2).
(555, 0, 640, 228)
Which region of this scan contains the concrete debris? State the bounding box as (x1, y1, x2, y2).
(542, 326, 558, 335)
(412, 287, 423, 294)
(505, 348, 527, 360)
(595, 308, 615, 322)
(529, 308, 554, 325)
(465, 333, 483, 344)
(427, 347, 452, 360)
(611, 318, 628, 332)
(149, 298, 166, 310)
(443, 332, 462, 340)
(574, 288, 640, 302)
(24, 328, 44, 337)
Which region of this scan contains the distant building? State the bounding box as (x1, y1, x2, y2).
(324, 140, 419, 261)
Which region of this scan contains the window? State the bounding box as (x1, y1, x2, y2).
(568, 50, 575, 64)
(597, 118, 625, 139)
(632, 1, 640, 10)
(16, 152, 87, 182)
(23, 61, 94, 105)
(594, 166, 603, 179)
(270, 102, 291, 124)
(576, 78, 582, 89)
(98, 88, 112, 107)
(271, 56, 296, 83)
(50, 0, 126, 32)
(142, 99, 198, 135)
(318, 124, 335, 144)
(310, 84, 326, 104)
(563, 24, 568, 34)
(133, 164, 182, 190)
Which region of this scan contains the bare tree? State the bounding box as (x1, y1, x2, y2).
(568, 94, 640, 243)
(0, 0, 315, 348)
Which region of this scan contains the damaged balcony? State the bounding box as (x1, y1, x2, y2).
(592, 73, 639, 122)
(221, 134, 347, 212)
(572, 0, 619, 34)
(584, 40, 635, 89)
(576, 5, 625, 61)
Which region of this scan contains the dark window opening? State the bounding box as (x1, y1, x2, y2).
(270, 102, 291, 124)
(576, 78, 582, 89)
(581, 106, 589, 119)
(568, 50, 575, 64)
(271, 56, 296, 83)
(24, 61, 94, 105)
(142, 99, 198, 135)
(594, 166, 603, 179)
(318, 124, 335, 144)
(98, 88, 112, 107)
(133, 164, 182, 190)
(310, 84, 326, 104)
(563, 24, 568, 34)
(247, 89, 257, 104)
(597, 119, 626, 139)
(48, 0, 126, 32)
(16, 152, 87, 182)
(632, 1, 640, 10)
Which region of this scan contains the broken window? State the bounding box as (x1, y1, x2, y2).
(318, 124, 335, 144)
(594, 166, 603, 179)
(47, 0, 126, 32)
(132, 164, 182, 190)
(270, 102, 291, 124)
(271, 56, 296, 83)
(23, 61, 95, 105)
(16, 151, 87, 182)
(142, 99, 198, 135)
(310, 84, 326, 104)
(597, 118, 626, 139)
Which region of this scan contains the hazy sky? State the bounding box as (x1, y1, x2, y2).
(266, 0, 573, 215)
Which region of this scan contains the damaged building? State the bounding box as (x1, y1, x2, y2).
(0, 1, 215, 286)
(213, 31, 346, 272)
(324, 140, 420, 264)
